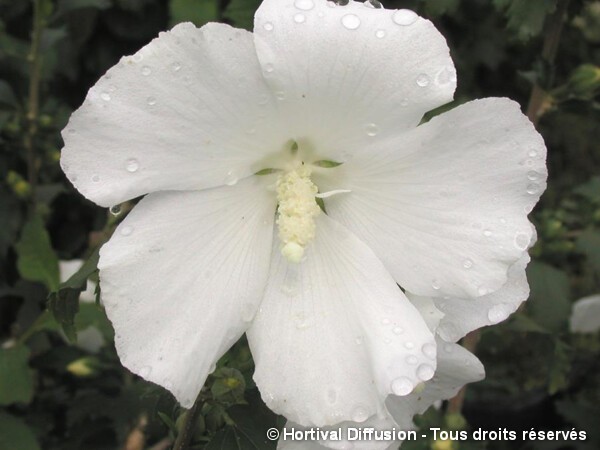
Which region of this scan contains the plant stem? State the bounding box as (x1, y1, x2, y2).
(172, 396, 203, 450)
(24, 0, 44, 206)
(526, 0, 570, 125)
(447, 330, 481, 414)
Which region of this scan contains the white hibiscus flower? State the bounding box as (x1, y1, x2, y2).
(60, 0, 546, 429)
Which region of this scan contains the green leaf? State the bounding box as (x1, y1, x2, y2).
(0, 80, 18, 108)
(169, 0, 218, 27)
(47, 247, 100, 343)
(15, 214, 60, 292)
(548, 339, 570, 394)
(573, 176, 600, 202)
(575, 229, 600, 276)
(312, 160, 343, 168)
(53, 0, 111, 18)
(0, 412, 41, 450)
(205, 390, 280, 449)
(494, 0, 557, 40)
(223, 0, 262, 30)
(422, 0, 460, 17)
(0, 345, 34, 406)
(526, 261, 571, 332)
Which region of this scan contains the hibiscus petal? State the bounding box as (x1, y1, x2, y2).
(430, 255, 530, 342)
(61, 22, 288, 207)
(247, 214, 435, 427)
(316, 98, 546, 298)
(98, 177, 276, 407)
(387, 337, 485, 426)
(253, 0, 455, 160)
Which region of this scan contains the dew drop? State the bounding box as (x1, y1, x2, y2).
(391, 377, 413, 396)
(224, 170, 239, 186)
(263, 22, 274, 31)
(355, 336, 363, 345)
(120, 226, 133, 236)
(528, 149, 538, 158)
(141, 66, 152, 76)
(478, 286, 489, 296)
(526, 183, 540, 195)
(375, 29, 386, 38)
(294, 13, 306, 23)
(527, 170, 540, 181)
(171, 62, 181, 72)
(147, 96, 156, 106)
(416, 73, 430, 87)
(110, 205, 122, 216)
(393, 9, 418, 26)
(392, 326, 404, 335)
(422, 343, 436, 360)
(100, 92, 111, 101)
(275, 91, 286, 100)
(381, 318, 390, 325)
(139, 366, 152, 377)
(406, 355, 418, 365)
(514, 232, 530, 250)
(91, 174, 100, 183)
(462, 258, 473, 269)
(365, 123, 379, 137)
(488, 304, 510, 324)
(400, 98, 409, 107)
(416, 363, 435, 381)
(294, 0, 314, 10)
(126, 158, 139, 173)
(483, 229, 493, 237)
(436, 66, 457, 85)
(431, 279, 441, 290)
(352, 406, 369, 423)
(404, 341, 415, 349)
(264, 63, 274, 73)
(341, 14, 361, 30)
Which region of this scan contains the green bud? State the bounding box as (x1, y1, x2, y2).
(6, 171, 31, 199)
(567, 64, 600, 98)
(39, 114, 53, 128)
(66, 357, 99, 377)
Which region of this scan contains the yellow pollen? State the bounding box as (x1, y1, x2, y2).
(276, 166, 321, 263)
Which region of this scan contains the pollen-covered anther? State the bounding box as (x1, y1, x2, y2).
(276, 165, 321, 263)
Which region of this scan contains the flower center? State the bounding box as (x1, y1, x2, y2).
(276, 165, 321, 263)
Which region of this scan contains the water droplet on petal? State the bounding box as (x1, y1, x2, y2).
(171, 62, 181, 72)
(275, 91, 286, 100)
(121, 226, 133, 236)
(416, 73, 430, 87)
(431, 279, 441, 290)
(264, 63, 274, 73)
(110, 205, 122, 216)
(375, 29, 386, 38)
(478, 286, 489, 296)
(381, 318, 390, 325)
(463, 258, 473, 269)
(526, 183, 540, 195)
(141, 66, 152, 76)
(391, 377, 413, 395)
(422, 343, 436, 360)
(263, 22, 274, 31)
(406, 355, 418, 365)
(139, 366, 152, 377)
(91, 174, 100, 183)
(528, 149, 538, 158)
(400, 98, 409, 107)
(355, 336, 363, 345)
(416, 363, 435, 381)
(147, 96, 156, 106)
(404, 341, 415, 349)
(352, 406, 369, 422)
(294, 13, 306, 23)
(514, 232, 530, 250)
(436, 66, 457, 85)
(392, 326, 404, 335)
(126, 158, 139, 173)
(294, 0, 314, 10)
(483, 229, 493, 237)
(341, 14, 361, 30)
(100, 92, 111, 101)
(365, 123, 379, 137)
(224, 170, 239, 186)
(393, 9, 418, 26)
(488, 304, 510, 324)
(527, 170, 540, 181)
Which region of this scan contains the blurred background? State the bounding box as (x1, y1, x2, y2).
(0, 0, 599, 449)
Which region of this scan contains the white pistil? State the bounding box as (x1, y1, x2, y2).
(276, 165, 321, 263)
